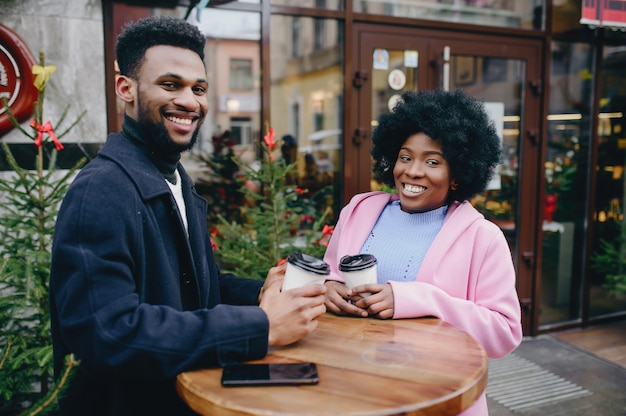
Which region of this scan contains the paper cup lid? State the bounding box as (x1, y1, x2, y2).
(339, 254, 377, 272)
(288, 252, 330, 275)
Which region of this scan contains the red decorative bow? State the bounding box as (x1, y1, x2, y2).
(30, 120, 64, 151)
(210, 228, 219, 251)
(263, 126, 276, 161)
(263, 126, 276, 150)
(315, 224, 334, 247)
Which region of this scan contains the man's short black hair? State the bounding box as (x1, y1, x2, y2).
(115, 15, 206, 78)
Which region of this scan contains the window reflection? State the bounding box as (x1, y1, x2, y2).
(589, 45, 626, 319)
(271, 0, 344, 9)
(539, 42, 593, 327)
(229, 59, 254, 90)
(185, 7, 262, 228)
(354, 0, 544, 30)
(453, 56, 524, 264)
(270, 15, 344, 222)
(552, 0, 583, 33)
(189, 7, 261, 153)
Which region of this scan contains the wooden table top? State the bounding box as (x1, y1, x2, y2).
(176, 313, 488, 416)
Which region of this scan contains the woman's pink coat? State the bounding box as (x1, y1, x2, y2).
(324, 192, 523, 416)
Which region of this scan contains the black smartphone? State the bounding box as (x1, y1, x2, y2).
(221, 362, 319, 387)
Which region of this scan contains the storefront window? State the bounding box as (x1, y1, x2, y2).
(271, 0, 344, 9)
(561, 0, 626, 35)
(553, 0, 584, 33)
(270, 15, 344, 223)
(589, 45, 626, 319)
(185, 7, 262, 227)
(539, 42, 594, 327)
(605, 28, 626, 41)
(354, 0, 544, 30)
(229, 58, 254, 90)
(579, 0, 626, 34)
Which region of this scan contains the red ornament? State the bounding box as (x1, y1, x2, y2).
(0, 24, 39, 136)
(544, 194, 558, 223)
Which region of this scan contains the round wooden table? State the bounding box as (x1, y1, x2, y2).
(176, 313, 487, 416)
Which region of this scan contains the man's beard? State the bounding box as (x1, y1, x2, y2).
(136, 101, 201, 155)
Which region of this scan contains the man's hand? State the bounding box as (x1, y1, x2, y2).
(259, 279, 326, 346)
(258, 263, 287, 304)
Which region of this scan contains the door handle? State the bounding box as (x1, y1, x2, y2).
(352, 128, 369, 146)
(527, 128, 539, 146)
(520, 298, 533, 314)
(521, 251, 535, 267)
(529, 79, 543, 96)
(353, 70, 369, 88)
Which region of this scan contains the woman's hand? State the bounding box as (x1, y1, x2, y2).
(324, 280, 368, 317)
(351, 283, 394, 319)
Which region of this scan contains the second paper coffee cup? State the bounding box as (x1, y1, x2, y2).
(339, 254, 378, 295)
(282, 252, 330, 291)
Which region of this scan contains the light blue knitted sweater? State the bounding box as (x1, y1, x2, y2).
(360, 200, 447, 283)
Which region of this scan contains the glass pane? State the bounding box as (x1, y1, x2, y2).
(553, 0, 584, 33)
(270, 15, 344, 223)
(446, 55, 524, 268)
(354, 0, 544, 30)
(589, 45, 626, 319)
(186, 8, 262, 228)
(271, 0, 344, 10)
(370, 48, 419, 131)
(605, 28, 626, 41)
(229, 59, 254, 90)
(540, 42, 594, 326)
(580, 0, 626, 32)
(368, 48, 419, 191)
(556, 0, 626, 34)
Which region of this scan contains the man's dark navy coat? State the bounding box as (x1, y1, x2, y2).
(50, 133, 268, 415)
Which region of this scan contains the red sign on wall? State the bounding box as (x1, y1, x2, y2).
(581, 0, 626, 29)
(0, 24, 38, 136)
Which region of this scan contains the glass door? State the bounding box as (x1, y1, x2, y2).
(349, 24, 544, 334)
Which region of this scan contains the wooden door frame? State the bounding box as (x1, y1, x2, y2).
(348, 23, 546, 335)
(344, 26, 431, 201)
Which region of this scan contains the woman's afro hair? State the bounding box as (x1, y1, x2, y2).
(371, 89, 502, 203)
(115, 16, 206, 78)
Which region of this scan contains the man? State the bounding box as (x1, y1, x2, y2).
(49, 16, 326, 416)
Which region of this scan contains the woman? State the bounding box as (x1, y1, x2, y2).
(323, 89, 522, 416)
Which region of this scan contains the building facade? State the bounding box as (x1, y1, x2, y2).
(1, 0, 625, 335)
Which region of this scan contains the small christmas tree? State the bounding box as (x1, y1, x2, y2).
(0, 52, 82, 415)
(211, 123, 333, 280)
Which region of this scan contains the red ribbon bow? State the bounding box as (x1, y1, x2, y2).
(315, 225, 334, 247)
(263, 126, 276, 161)
(263, 127, 276, 150)
(30, 120, 64, 151)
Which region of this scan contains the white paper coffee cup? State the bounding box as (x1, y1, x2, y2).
(339, 254, 377, 296)
(282, 252, 330, 291)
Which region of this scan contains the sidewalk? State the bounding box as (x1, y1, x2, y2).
(486, 321, 626, 415)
